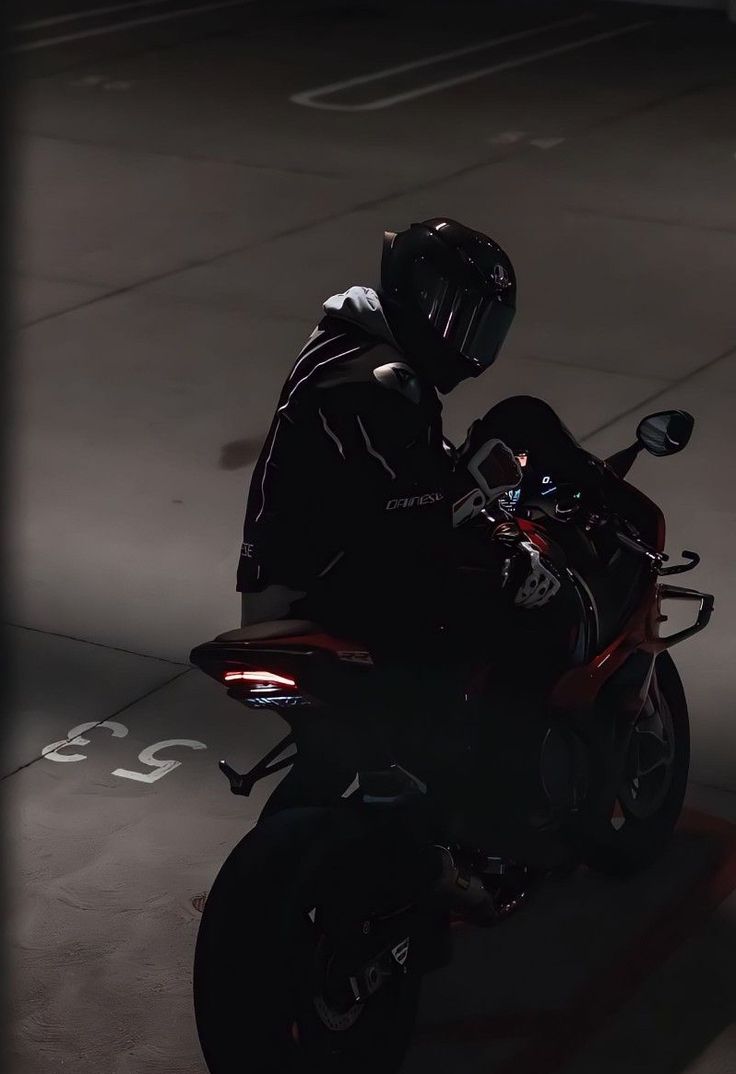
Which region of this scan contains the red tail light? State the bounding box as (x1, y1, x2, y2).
(223, 670, 297, 688)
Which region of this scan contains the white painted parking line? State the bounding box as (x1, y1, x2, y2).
(291, 14, 592, 109)
(490, 130, 528, 144)
(530, 137, 566, 149)
(13, 0, 251, 52)
(488, 132, 566, 150)
(16, 0, 181, 32)
(292, 20, 652, 112)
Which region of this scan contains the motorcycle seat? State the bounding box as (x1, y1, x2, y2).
(215, 619, 323, 642)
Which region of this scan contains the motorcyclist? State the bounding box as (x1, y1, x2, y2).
(237, 217, 560, 655)
(235, 219, 576, 847)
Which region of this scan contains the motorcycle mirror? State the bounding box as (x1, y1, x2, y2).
(636, 410, 694, 458)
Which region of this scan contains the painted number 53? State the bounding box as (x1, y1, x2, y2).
(42, 721, 207, 784)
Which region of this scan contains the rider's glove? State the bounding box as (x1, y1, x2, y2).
(510, 538, 561, 610)
(491, 522, 561, 610)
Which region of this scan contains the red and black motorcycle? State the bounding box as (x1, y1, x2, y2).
(190, 404, 713, 1074)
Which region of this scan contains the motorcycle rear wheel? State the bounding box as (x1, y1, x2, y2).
(193, 807, 422, 1074)
(580, 652, 690, 876)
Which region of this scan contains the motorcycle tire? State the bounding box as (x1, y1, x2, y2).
(580, 651, 690, 876)
(193, 806, 422, 1074)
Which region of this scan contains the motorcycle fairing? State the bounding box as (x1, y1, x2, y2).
(551, 578, 713, 713)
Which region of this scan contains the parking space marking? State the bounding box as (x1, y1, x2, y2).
(489, 132, 566, 150)
(530, 137, 566, 150)
(112, 738, 207, 783)
(42, 717, 207, 783)
(291, 19, 652, 111)
(16, 0, 182, 31)
(68, 74, 135, 89)
(42, 719, 129, 763)
(490, 130, 528, 144)
(13, 0, 253, 52)
(290, 14, 591, 110)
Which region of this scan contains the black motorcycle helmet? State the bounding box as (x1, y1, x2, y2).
(380, 218, 516, 394)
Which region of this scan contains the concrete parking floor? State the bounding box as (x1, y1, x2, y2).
(6, 1, 736, 1071)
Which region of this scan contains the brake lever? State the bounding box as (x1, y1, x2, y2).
(614, 530, 701, 576)
(658, 550, 700, 576)
(614, 529, 665, 568)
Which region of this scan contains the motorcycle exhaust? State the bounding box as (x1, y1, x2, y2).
(433, 847, 528, 925)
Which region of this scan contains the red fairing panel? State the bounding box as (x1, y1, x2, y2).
(550, 580, 657, 710)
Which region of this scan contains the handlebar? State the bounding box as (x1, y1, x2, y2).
(659, 550, 700, 575)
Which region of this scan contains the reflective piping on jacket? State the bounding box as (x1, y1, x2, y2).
(254, 335, 355, 525)
(254, 414, 282, 524)
(278, 344, 361, 414)
(319, 407, 346, 458)
(356, 414, 396, 479)
(317, 549, 345, 577)
(287, 329, 343, 386)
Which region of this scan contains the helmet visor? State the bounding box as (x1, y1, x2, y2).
(413, 260, 515, 368)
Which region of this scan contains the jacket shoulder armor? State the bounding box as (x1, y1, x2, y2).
(373, 362, 421, 405)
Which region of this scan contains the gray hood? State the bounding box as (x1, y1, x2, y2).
(323, 286, 399, 348)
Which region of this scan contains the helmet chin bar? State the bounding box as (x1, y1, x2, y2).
(430, 349, 482, 394)
(434, 365, 470, 395)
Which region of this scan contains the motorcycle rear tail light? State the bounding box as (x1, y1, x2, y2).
(223, 670, 297, 688)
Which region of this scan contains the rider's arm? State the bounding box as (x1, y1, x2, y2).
(451, 422, 561, 610)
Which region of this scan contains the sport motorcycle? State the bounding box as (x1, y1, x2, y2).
(190, 401, 713, 1074)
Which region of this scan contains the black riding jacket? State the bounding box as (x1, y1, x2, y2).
(237, 286, 502, 648)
